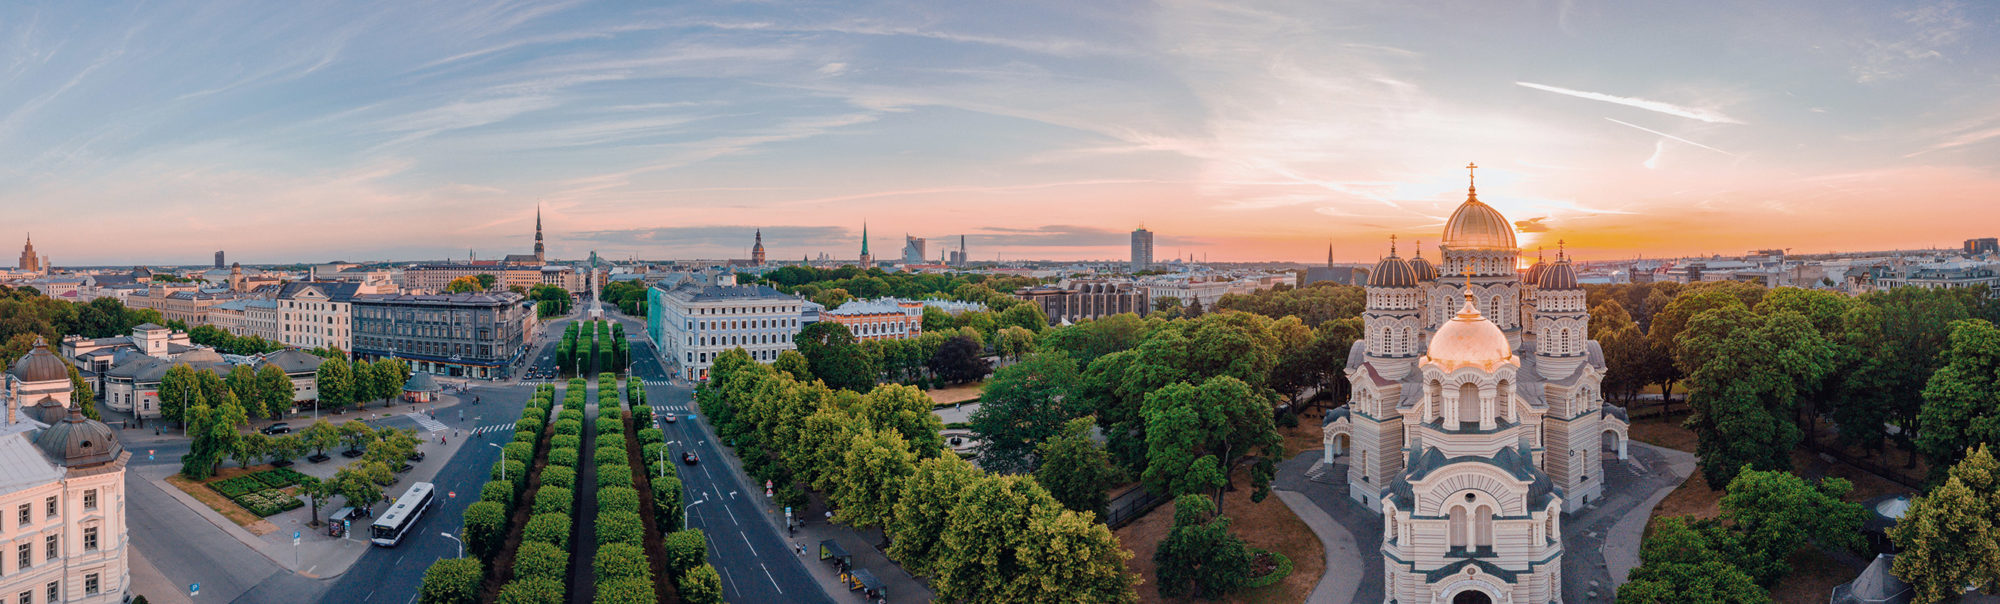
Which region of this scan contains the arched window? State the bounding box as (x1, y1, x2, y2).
(1457, 382, 1480, 427)
(1559, 328, 1571, 355)
(1379, 327, 1390, 353)
(1475, 505, 1494, 548)
(1428, 380, 1444, 421)
(1448, 506, 1467, 549)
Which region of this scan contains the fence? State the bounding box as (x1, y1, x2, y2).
(1105, 486, 1167, 529)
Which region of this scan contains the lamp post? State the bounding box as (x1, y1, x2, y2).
(684, 499, 705, 530)
(487, 443, 505, 481)
(440, 532, 462, 558)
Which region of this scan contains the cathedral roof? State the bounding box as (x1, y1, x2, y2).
(1368, 255, 1417, 288)
(1540, 259, 1581, 290)
(1524, 258, 1548, 287)
(1408, 247, 1437, 282)
(8, 338, 69, 384)
(33, 409, 124, 468)
(1424, 295, 1514, 370)
(1442, 190, 1517, 250)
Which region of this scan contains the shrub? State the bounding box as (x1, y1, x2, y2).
(551, 435, 580, 450)
(652, 477, 683, 530)
(637, 428, 663, 443)
(1243, 550, 1293, 589)
(598, 487, 639, 514)
(558, 409, 584, 423)
(596, 418, 623, 434)
(495, 577, 564, 604)
(663, 528, 707, 577)
(479, 480, 513, 509)
(641, 443, 667, 465)
(511, 541, 567, 582)
(514, 429, 538, 444)
(533, 487, 572, 515)
(597, 511, 644, 546)
(595, 447, 626, 466)
(515, 417, 544, 437)
(417, 557, 482, 604)
(679, 563, 723, 604)
(593, 542, 649, 580)
(548, 448, 579, 468)
(522, 513, 571, 546)
(491, 460, 526, 483)
(593, 576, 655, 604)
(502, 442, 533, 464)
(598, 465, 633, 489)
(461, 501, 507, 560)
(541, 466, 575, 490)
(597, 433, 627, 451)
(554, 420, 581, 436)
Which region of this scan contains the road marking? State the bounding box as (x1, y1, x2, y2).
(740, 531, 756, 555)
(725, 505, 739, 526)
(762, 562, 782, 593)
(719, 564, 742, 599)
(403, 412, 449, 433)
(472, 422, 516, 435)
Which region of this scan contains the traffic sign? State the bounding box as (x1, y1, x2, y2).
(191, 583, 200, 596)
(448, 491, 456, 499)
(293, 531, 301, 546)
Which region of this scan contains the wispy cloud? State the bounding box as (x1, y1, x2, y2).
(1518, 81, 1744, 124)
(1604, 118, 1735, 155)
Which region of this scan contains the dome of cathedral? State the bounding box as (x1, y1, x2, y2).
(1369, 255, 1417, 288)
(1540, 260, 1581, 290)
(1441, 196, 1517, 250)
(1408, 249, 1438, 282)
(34, 409, 124, 468)
(27, 397, 67, 426)
(8, 337, 69, 383)
(1524, 259, 1548, 287)
(1426, 295, 1514, 369)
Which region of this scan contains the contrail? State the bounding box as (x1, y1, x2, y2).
(1518, 81, 1744, 124)
(1605, 118, 1735, 156)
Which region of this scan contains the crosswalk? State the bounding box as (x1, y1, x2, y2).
(404, 412, 449, 433)
(652, 405, 690, 415)
(472, 423, 517, 435)
(638, 380, 675, 386)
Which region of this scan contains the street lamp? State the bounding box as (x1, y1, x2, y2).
(440, 532, 462, 558)
(487, 443, 506, 481)
(684, 499, 706, 530)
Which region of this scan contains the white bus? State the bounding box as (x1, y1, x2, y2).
(370, 482, 437, 547)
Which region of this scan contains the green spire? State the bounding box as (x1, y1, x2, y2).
(861, 221, 869, 254)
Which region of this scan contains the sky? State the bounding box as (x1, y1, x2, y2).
(3, 0, 1999, 265)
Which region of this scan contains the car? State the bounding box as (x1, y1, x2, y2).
(682, 452, 699, 465)
(663, 414, 678, 423)
(341, 449, 365, 458)
(307, 452, 331, 464)
(261, 423, 292, 435)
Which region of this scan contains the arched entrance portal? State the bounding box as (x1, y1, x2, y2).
(1452, 590, 1493, 604)
(1602, 428, 1628, 460)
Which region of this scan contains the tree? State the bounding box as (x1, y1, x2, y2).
(795, 322, 876, 392)
(474, 274, 496, 290)
(256, 364, 294, 419)
(445, 276, 482, 293)
(233, 432, 273, 468)
(995, 325, 1037, 361)
(332, 463, 384, 509)
(1890, 445, 2000, 601)
(1154, 513, 1251, 599)
(1141, 376, 1283, 506)
(773, 349, 812, 381)
(663, 528, 708, 578)
(1916, 319, 2000, 477)
(971, 352, 1089, 474)
(1015, 506, 1139, 603)
(316, 357, 354, 413)
(1034, 417, 1123, 520)
(1185, 297, 1205, 318)
(930, 335, 991, 384)
(227, 364, 263, 419)
(339, 420, 376, 452)
(1716, 468, 1865, 584)
(854, 384, 946, 457)
(462, 500, 507, 560)
(302, 420, 339, 456)
(1617, 516, 1769, 604)
(158, 364, 202, 425)
(1677, 308, 1838, 488)
(66, 365, 97, 420)
(887, 455, 983, 576)
(679, 564, 724, 604)
(298, 475, 334, 527)
(829, 428, 917, 528)
(417, 557, 482, 604)
(930, 474, 1136, 603)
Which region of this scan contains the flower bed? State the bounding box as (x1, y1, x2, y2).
(1243, 549, 1293, 589)
(207, 468, 312, 517)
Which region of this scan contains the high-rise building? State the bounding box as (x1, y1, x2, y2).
(902, 236, 927, 265)
(1966, 237, 1998, 256)
(751, 230, 766, 265)
(213, 251, 224, 269)
(1130, 227, 1154, 272)
(18, 234, 41, 273)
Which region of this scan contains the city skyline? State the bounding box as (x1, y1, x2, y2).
(5, 1, 1999, 265)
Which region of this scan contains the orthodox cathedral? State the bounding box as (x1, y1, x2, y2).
(1323, 165, 1628, 604)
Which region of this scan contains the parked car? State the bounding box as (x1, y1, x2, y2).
(261, 423, 292, 435)
(682, 452, 699, 465)
(663, 414, 678, 424)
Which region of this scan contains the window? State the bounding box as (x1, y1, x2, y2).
(44, 535, 57, 560)
(14, 543, 26, 568)
(83, 490, 96, 511)
(17, 591, 27, 604)
(84, 573, 98, 595)
(84, 527, 97, 551)
(15, 505, 25, 526)
(44, 582, 54, 603)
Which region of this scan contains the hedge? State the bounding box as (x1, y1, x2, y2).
(596, 418, 623, 434)
(597, 465, 632, 489)
(532, 487, 572, 515)
(461, 501, 507, 561)
(636, 428, 663, 444)
(522, 513, 571, 546)
(540, 466, 575, 490)
(511, 541, 567, 583)
(679, 563, 723, 604)
(491, 460, 526, 483)
(554, 420, 581, 436)
(558, 409, 584, 423)
(596, 511, 644, 546)
(592, 576, 655, 604)
(479, 480, 513, 509)
(597, 432, 626, 451)
(515, 417, 544, 438)
(663, 528, 706, 577)
(502, 442, 534, 464)
(417, 557, 482, 604)
(495, 576, 564, 604)
(594, 447, 626, 466)
(651, 477, 683, 531)
(641, 443, 668, 468)
(594, 542, 649, 580)
(597, 487, 639, 514)
(548, 448, 579, 468)
(1243, 550, 1293, 589)
(551, 435, 580, 450)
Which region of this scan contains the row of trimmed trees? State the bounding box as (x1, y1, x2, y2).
(700, 348, 1139, 602)
(557, 321, 628, 378)
(420, 383, 560, 604)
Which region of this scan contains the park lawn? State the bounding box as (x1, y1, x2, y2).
(165, 467, 280, 536)
(925, 382, 983, 406)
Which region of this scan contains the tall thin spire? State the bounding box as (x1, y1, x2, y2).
(1327, 240, 1334, 268)
(533, 202, 546, 261)
(861, 221, 869, 254)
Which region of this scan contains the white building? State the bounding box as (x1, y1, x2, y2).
(647, 275, 804, 381)
(3, 344, 131, 604)
(277, 282, 362, 354)
(1322, 171, 1627, 603)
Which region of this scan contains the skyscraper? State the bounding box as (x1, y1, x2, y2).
(902, 235, 927, 265)
(215, 250, 225, 269)
(17, 235, 40, 273)
(1130, 227, 1154, 272)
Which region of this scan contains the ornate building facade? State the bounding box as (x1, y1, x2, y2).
(3, 341, 132, 604)
(1323, 166, 1628, 604)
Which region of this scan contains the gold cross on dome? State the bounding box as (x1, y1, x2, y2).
(1389, 234, 1398, 256)
(1467, 162, 1478, 190)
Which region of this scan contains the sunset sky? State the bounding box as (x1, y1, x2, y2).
(3, 1, 1998, 265)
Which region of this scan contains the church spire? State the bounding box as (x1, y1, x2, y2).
(1466, 162, 1478, 197)
(533, 202, 546, 261)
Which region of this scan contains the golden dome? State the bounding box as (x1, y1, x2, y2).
(1425, 295, 1514, 370)
(1441, 195, 1517, 250)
